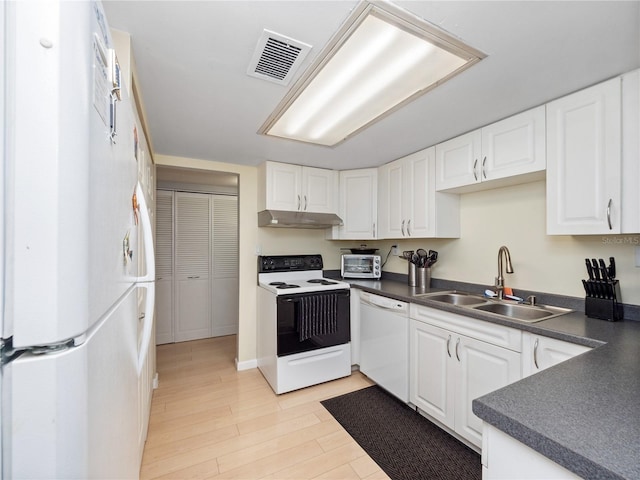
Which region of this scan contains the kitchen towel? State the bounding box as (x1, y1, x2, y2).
(298, 293, 339, 341)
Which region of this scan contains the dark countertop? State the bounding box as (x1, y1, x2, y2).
(345, 278, 640, 480)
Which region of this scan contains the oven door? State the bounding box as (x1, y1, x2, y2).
(276, 290, 350, 356)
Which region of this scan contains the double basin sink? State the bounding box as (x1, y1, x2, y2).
(415, 291, 572, 323)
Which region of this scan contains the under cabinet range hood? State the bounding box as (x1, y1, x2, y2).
(258, 210, 343, 229)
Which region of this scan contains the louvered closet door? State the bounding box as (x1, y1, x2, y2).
(211, 195, 238, 336)
(155, 191, 174, 345)
(175, 192, 211, 342)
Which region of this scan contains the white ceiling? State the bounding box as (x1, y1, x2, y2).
(103, 1, 640, 171)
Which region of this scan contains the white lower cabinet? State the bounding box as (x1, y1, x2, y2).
(482, 424, 581, 479)
(409, 305, 521, 449)
(522, 332, 592, 377)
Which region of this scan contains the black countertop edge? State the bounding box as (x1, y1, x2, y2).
(329, 274, 640, 479)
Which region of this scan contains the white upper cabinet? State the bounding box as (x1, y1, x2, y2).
(258, 161, 337, 214)
(334, 168, 378, 240)
(302, 166, 336, 213)
(622, 69, 640, 234)
(378, 147, 459, 239)
(435, 106, 546, 193)
(546, 77, 621, 235)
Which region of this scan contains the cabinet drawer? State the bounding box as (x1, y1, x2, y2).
(410, 304, 522, 352)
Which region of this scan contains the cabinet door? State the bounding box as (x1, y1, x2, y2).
(405, 148, 435, 237)
(435, 130, 482, 191)
(409, 320, 455, 429)
(338, 169, 378, 239)
(174, 192, 211, 342)
(155, 190, 174, 345)
(455, 334, 521, 448)
(546, 78, 621, 234)
(522, 333, 591, 377)
(621, 70, 640, 233)
(265, 162, 302, 211)
(377, 159, 404, 239)
(482, 106, 545, 182)
(301, 166, 335, 213)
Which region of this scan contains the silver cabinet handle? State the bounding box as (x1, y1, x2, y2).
(482, 156, 487, 179)
(473, 159, 478, 181)
(533, 337, 539, 370)
(607, 198, 613, 230)
(446, 335, 452, 358)
(407, 219, 412, 236)
(455, 337, 461, 361)
(138, 313, 146, 320)
(297, 195, 301, 211)
(401, 220, 406, 237)
(303, 195, 308, 211)
(187, 276, 200, 279)
(372, 223, 376, 237)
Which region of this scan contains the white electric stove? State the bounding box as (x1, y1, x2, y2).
(256, 254, 352, 394)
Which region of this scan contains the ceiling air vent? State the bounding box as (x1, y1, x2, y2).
(247, 30, 312, 86)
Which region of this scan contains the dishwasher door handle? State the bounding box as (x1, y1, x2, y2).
(364, 298, 405, 310)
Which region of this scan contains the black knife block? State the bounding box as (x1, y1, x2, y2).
(585, 280, 623, 322)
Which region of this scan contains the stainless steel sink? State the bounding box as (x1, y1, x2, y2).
(471, 302, 570, 322)
(422, 293, 486, 306)
(415, 290, 572, 323)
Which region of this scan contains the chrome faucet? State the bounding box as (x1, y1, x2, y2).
(495, 246, 514, 300)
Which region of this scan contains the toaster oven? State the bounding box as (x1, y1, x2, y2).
(341, 254, 381, 279)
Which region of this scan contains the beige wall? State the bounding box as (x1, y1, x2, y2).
(152, 156, 639, 367)
(155, 154, 259, 365)
(370, 181, 640, 305)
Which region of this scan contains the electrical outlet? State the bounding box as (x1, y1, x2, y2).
(391, 245, 399, 256)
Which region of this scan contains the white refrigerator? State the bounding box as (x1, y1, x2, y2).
(1, 1, 155, 478)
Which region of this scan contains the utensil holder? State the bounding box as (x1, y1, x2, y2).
(408, 263, 417, 287)
(416, 267, 431, 289)
(584, 280, 623, 321)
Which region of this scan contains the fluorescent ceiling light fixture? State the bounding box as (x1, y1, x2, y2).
(259, 0, 486, 146)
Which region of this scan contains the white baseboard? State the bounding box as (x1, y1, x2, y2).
(235, 357, 258, 371)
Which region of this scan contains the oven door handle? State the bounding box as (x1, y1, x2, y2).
(279, 290, 350, 303)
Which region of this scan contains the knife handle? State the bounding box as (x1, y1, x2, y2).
(585, 259, 594, 280)
(598, 258, 608, 280)
(608, 257, 616, 279)
(591, 259, 600, 280)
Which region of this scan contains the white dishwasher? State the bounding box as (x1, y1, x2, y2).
(359, 291, 409, 402)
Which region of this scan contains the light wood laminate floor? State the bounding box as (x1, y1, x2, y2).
(141, 336, 389, 480)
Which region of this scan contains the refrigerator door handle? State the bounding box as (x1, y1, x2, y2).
(137, 281, 155, 373)
(135, 182, 155, 283)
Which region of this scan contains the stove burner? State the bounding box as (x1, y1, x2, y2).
(268, 282, 301, 289)
(307, 279, 338, 285)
